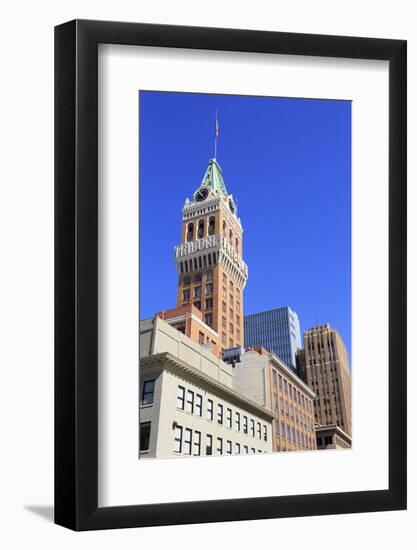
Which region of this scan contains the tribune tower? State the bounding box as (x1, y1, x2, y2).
(174, 158, 248, 352)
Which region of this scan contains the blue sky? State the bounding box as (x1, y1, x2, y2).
(139, 91, 351, 358)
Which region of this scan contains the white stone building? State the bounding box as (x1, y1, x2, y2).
(139, 317, 274, 458)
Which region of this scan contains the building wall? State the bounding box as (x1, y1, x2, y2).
(139, 364, 273, 459)
(303, 324, 352, 437)
(235, 349, 316, 452)
(244, 307, 301, 370)
(140, 316, 234, 388)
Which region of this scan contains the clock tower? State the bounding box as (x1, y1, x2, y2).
(174, 158, 248, 352)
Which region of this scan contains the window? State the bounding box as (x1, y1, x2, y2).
(186, 223, 194, 242)
(236, 300, 240, 311)
(222, 301, 226, 313)
(193, 300, 201, 310)
(183, 275, 191, 286)
(222, 316, 227, 329)
(235, 442, 241, 454)
(229, 338, 234, 348)
(205, 284, 213, 295)
(257, 422, 261, 439)
(208, 216, 215, 236)
(292, 428, 296, 443)
(176, 386, 185, 409)
(229, 323, 234, 334)
(193, 272, 202, 282)
(226, 440, 232, 454)
(244, 445, 249, 454)
(274, 395, 279, 412)
(206, 434, 213, 455)
(142, 380, 155, 405)
(235, 237, 239, 250)
(229, 294, 234, 306)
(263, 425, 267, 441)
(226, 408, 232, 428)
(279, 397, 284, 413)
(195, 394, 202, 416)
(194, 431, 201, 455)
(174, 425, 182, 453)
(207, 399, 213, 420)
(272, 370, 277, 386)
(182, 289, 190, 301)
(194, 286, 201, 298)
(235, 412, 241, 431)
(222, 332, 226, 344)
(325, 435, 333, 445)
(222, 287, 227, 299)
(198, 332, 205, 344)
(236, 315, 240, 325)
(285, 401, 289, 416)
(184, 428, 192, 455)
(222, 272, 227, 284)
(186, 390, 194, 413)
(198, 219, 205, 238)
(281, 421, 285, 438)
(275, 419, 280, 435)
(250, 419, 255, 437)
(289, 384, 293, 398)
(217, 437, 223, 455)
(243, 416, 248, 434)
(251, 448, 256, 454)
(204, 313, 213, 326)
(236, 329, 241, 343)
(140, 422, 151, 452)
(205, 298, 213, 309)
(217, 403, 223, 424)
(284, 379, 288, 394)
(286, 425, 291, 440)
(229, 308, 233, 319)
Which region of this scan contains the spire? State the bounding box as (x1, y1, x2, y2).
(200, 158, 228, 197)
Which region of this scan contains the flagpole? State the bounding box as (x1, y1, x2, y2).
(214, 110, 218, 160)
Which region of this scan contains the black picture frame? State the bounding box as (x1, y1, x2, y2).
(55, 19, 407, 531)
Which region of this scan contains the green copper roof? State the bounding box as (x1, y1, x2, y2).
(200, 158, 228, 197)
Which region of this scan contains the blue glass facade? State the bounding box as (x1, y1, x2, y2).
(244, 307, 301, 370)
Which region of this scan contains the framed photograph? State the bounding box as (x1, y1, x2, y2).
(55, 19, 406, 530)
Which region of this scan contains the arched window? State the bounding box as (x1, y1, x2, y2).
(235, 237, 239, 251)
(198, 219, 205, 239)
(229, 229, 233, 243)
(222, 221, 227, 237)
(208, 216, 215, 236)
(186, 223, 194, 242)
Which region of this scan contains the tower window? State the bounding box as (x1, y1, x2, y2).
(229, 229, 233, 243)
(204, 313, 213, 326)
(235, 237, 239, 251)
(222, 221, 227, 237)
(208, 216, 215, 236)
(186, 223, 194, 242)
(198, 219, 205, 238)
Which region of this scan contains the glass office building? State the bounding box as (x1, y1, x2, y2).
(244, 307, 301, 371)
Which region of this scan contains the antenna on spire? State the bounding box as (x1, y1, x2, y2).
(214, 110, 219, 160)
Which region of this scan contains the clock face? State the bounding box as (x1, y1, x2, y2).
(195, 187, 209, 202)
(228, 198, 235, 214)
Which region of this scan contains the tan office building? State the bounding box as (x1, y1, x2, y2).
(234, 347, 317, 452)
(298, 324, 352, 438)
